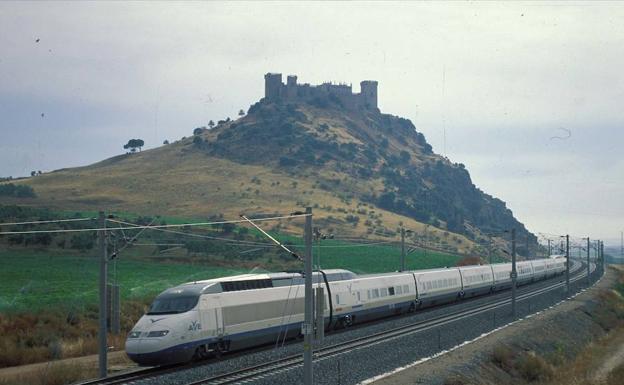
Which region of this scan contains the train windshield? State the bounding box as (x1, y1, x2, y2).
(147, 295, 199, 315)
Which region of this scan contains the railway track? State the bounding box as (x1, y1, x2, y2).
(77, 364, 186, 385)
(78, 260, 594, 385)
(190, 264, 595, 385)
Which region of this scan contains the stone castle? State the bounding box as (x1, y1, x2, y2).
(264, 73, 378, 111)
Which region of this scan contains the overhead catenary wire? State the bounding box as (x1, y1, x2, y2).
(294, 240, 397, 248)
(239, 214, 302, 260)
(108, 218, 276, 247)
(114, 217, 157, 256)
(130, 243, 186, 247)
(0, 213, 311, 235)
(109, 219, 397, 250)
(0, 217, 95, 226)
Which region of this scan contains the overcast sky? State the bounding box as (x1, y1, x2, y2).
(1, 1, 623, 245)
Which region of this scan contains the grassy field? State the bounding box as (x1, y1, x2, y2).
(0, 248, 242, 313)
(0, 240, 462, 313)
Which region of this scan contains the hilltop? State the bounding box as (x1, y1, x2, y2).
(2, 74, 536, 256)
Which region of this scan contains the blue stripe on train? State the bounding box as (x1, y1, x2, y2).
(128, 300, 417, 363)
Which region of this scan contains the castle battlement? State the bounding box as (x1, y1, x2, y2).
(264, 73, 378, 111)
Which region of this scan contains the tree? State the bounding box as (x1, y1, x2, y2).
(30, 171, 36, 177)
(163, 139, 169, 145)
(238, 109, 245, 117)
(123, 138, 144, 153)
(193, 136, 203, 146)
(208, 120, 215, 129)
(70, 232, 95, 250)
(193, 127, 205, 136)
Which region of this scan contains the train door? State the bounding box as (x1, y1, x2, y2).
(199, 296, 224, 338)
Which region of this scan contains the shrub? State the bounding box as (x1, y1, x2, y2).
(0, 183, 36, 198)
(345, 215, 360, 224)
(517, 352, 553, 382)
(492, 344, 515, 370)
(607, 363, 624, 385)
(70, 232, 95, 250)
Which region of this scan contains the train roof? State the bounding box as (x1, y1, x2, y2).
(158, 269, 358, 297)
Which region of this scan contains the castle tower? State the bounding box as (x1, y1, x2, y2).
(286, 75, 298, 100)
(264, 73, 283, 101)
(360, 80, 378, 109)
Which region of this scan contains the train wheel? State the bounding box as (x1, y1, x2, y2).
(193, 345, 210, 361)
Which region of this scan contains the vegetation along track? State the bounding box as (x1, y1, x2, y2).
(78, 260, 593, 385)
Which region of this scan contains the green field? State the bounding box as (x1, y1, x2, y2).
(0, 248, 242, 313)
(0, 239, 462, 313)
(0, 206, 467, 312)
(312, 240, 461, 273)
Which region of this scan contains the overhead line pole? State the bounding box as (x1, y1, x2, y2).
(548, 239, 551, 257)
(303, 207, 313, 385)
(98, 211, 108, 378)
(587, 237, 591, 286)
(400, 227, 405, 272)
(565, 234, 570, 295)
(511, 228, 517, 319)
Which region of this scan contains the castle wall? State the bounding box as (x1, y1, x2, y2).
(264, 73, 378, 111)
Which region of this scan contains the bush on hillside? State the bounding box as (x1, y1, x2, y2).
(0, 184, 36, 198)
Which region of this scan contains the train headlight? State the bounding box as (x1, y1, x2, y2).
(128, 331, 141, 339)
(147, 330, 170, 337)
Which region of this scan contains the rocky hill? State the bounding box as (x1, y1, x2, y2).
(3, 93, 536, 256)
(198, 97, 535, 249)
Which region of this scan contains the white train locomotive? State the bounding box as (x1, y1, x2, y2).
(126, 256, 566, 365)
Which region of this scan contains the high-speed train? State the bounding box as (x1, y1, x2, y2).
(126, 256, 566, 365)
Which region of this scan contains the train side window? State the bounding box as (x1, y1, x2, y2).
(336, 294, 340, 304)
(388, 287, 395, 296)
(403, 284, 409, 293)
(396, 286, 402, 295)
(357, 292, 361, 301)
(380, 288, 388, 297)
(367, 290, 371, 300)
(372, 289, 379, 298)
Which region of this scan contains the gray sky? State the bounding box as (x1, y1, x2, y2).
(1, 2, 623, 244)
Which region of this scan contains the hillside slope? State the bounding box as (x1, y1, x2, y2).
(3, 97, 536, 255)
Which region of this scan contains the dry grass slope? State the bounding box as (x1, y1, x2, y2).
(6, 125, 476, 252)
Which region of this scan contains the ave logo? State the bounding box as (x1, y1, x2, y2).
(188, 321, 202, 331)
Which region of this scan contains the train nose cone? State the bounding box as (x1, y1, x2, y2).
(125, 324, 195, 366)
